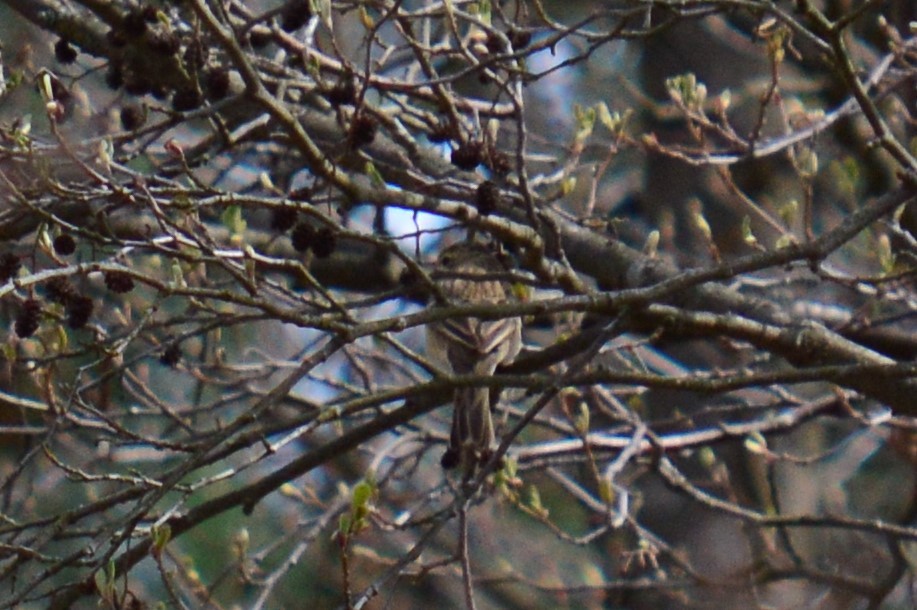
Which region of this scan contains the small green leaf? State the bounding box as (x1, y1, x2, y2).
(478, 0, 492, 25)
(38, 224, 52, 252)
(574, 402, 590, 435)
(795, 147, 818, 178)
(503, 456, 518, 479)
(305, 54, 321, 79)
(778, 199, 798, 227)
(690, 201, 712, 241)
(338, 513, 352, 535)
(697, 446, 716, 469)
(528, 485, 547, 517)
(560, 176, 577, 196)
(599, 479, 614, 504)
(765, 25, 789, 63)
(573, 104, 596, 144)
(39, 72, 54, 101)
(94, 569, 110, 600)
(359, 5, 374, 29)
(596, 102, 614, 132)
(55, 324, 68, 351)
(232, 527, 250, 558)
(877, 234, 895, 274)
(741, 216, 758, 247)
(365, 161, 386, 188)
(310, 0, 332, 29)
(775, 233, 796, 249)
(665, 73, 707, 110)
(841, 156, 859, 185)
(97, 137, 114, 170)
(352, 480, 374, 510)
(221, 205, 247, 236)
(151, 523, 172, 552)
(642, 230, 660, 257)
(170, 259, 186, 288)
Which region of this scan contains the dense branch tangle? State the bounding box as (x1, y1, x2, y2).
(0, 0, 913, 608)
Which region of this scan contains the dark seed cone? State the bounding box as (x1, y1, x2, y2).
(104, 271, 135, 294)
(105, 64, 124, 90)
(45, 277, 75, 304)
(53, 234, 76, 256)
(148, 31, 181, 56)
(66, 295, 94, 329)
(0, 253, 21, 283)
(123, 10, 148, 37)
(291, 222, 315, 252)
(451, 141, 483, 170)
(475, 180, 500, 215)
(349, 113, 378, 149)
(14, 300, 41, 339)
(311, 228, 336, 258)
(54, 39, 78, 64)
(160, 343, 182, 367)
(280, 0, 311, 32)
(120, 104, 146, 131)
(271, 207, 298, 232)
(327, 79, 356, 106)
(204, 68, 230, 100)
(172, 87, 203, 112)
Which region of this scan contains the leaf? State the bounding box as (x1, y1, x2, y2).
(778, 199, 798, 227)
(38, 224, 52, 252)
(97, 137, 114, 170)
(795, 147, 818, 178)
(775, 233, 796, 249)
(170, 259, 186, 288)
(642, 230, 660, 257)
(364, 161, 386, 188)
(573, 104, 596, 144)
(560, 176, 577, 196)
(528, 484, 543, 513)
(877, 234, 895, 274)
(359, 5, 374, 29)
(697, 446, 716, 468)
(741, 216, 758, 247)
(232, 527, 250, 558)
(39, 73, 54, 101)
(474, 0, 492, 26)
(310, 0, 332, 30)
(352, 479, 374, 512)
(574, 402, 590, 434)
(55, 324, 68, 352)
(690, 200, 712, 241)
(596, 102, 614, 132)
(151, 523, 172, 554)
(221, 205, 247, 236)
(338, 514, 352, 538)
(94, 569, 112, 601)
(599, 479, 614, 504)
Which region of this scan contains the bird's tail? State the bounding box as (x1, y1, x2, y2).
(444, 387, 494, 471)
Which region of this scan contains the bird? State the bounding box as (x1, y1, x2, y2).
(426, 241, 523, 473)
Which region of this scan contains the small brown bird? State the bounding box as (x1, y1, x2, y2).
(426, 242, 522, 472)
